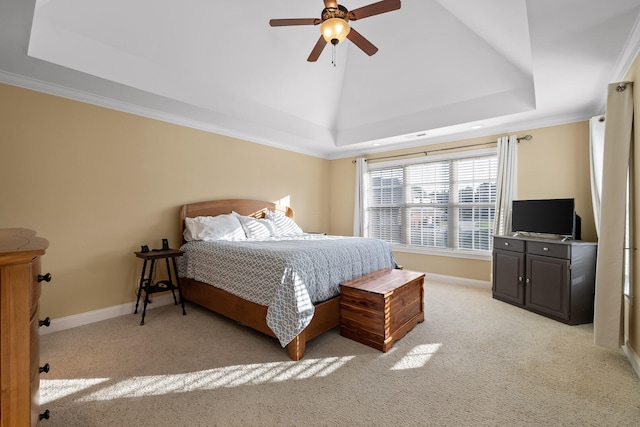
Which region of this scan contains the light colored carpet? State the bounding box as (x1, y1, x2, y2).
(40, 280, 640, 426)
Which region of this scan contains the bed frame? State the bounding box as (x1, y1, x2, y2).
(179, 199, 340, 360)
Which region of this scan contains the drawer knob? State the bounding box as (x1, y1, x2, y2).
(504, 242, 509, 246)
(39, 317, 51, 327)
(39, 363, 50, 374)
(38, 273, 52, 283)
(39, 409, 50, 421)
(543, 247, 549, 251)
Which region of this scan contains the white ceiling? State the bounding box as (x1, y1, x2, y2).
(1, 0, 640, 159)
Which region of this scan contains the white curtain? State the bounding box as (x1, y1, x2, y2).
(353, 157, 367, 237)
(493, 135, 518, 236)
(594, 81, 634, 349)
(589, 116, 606, 237)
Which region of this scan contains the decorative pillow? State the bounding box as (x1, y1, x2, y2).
(233, 212, 275, 239)
(183, 214, 246, 242)
(266, 210, 304, 236)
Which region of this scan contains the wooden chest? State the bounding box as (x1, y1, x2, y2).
(339, 268, 425, 352)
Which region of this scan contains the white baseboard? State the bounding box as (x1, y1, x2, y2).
(39, 294, 176, 335)
(623, 341, 640, 380)
(425, 272, 491, 290)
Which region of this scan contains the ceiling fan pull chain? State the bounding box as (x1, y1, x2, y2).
(332, 43, 336, 67)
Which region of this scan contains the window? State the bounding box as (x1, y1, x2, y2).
(365, 149, 497, 256)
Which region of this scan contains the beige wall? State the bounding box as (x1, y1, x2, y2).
(0, 83, 330, 319)
(328, 122, 596, 280)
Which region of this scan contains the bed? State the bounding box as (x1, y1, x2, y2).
(177, 199, 396, 360)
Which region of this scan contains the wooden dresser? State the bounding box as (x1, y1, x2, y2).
(0, 228, 50, 426)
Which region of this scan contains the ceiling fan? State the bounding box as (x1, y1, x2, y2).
(269, 0, 401, 62)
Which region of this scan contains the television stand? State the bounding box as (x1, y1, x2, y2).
(492, 235, 597, 324)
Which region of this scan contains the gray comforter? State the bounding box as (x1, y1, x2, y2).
(178, 234, 396, 346)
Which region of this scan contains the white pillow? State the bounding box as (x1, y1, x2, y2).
(233, 212, 275, 239)
(183, 214, 246, 241)
(266, 210, 304, 236)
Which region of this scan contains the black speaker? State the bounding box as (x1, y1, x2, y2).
(574, 214, 581, 241)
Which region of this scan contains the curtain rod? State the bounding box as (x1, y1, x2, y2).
(352, 134, 533, 163)
(616, 81, 633, 92)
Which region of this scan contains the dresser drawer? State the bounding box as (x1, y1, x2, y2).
(527, 240, 570, 259)
(494, 237, 525, 253)
(30, 309, 40, 379)
(30, 257, 42, 317)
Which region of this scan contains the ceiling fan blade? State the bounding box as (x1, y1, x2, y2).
(307, 35, 327, 62)
(270, 18, 321, 27)
(346, 28, 378, 56)
(324, 0, 338, 8)
(348, 0, 401, 21)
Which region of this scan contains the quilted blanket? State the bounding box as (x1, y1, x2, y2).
(178, 234, 396, 346)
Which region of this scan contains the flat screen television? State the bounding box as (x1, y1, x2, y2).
(511, 198, 580, 239)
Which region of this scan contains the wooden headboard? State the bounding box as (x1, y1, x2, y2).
(179, 199, 294, 242)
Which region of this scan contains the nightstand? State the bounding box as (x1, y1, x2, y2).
(134, 248, 186, 325)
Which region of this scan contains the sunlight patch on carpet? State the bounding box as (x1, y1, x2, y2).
(40, 378, 110, 404)
(391, 343, 442, 370)
(47, 356, 355, 401)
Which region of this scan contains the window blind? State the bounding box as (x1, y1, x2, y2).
(365, 151, 497, 253)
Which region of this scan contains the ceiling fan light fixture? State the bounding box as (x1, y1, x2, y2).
(320, 18, 350, 44)
(270, 1, 401, 62)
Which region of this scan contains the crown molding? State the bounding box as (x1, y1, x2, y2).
(0, 69, 330, 159)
